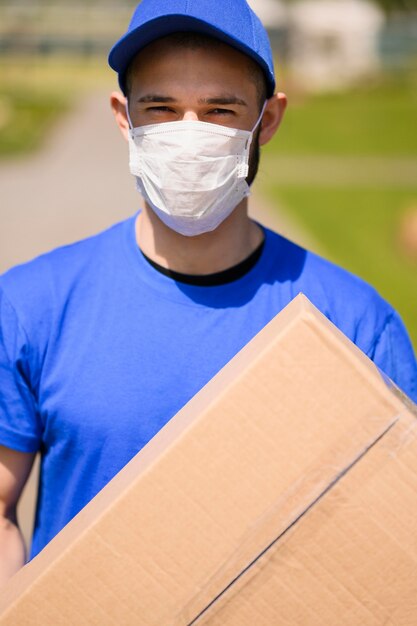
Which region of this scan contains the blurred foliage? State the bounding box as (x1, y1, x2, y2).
(0, 56, 113, 158)
(0, 0, 137, 5)
(372, 0, 417, 11)
(0, 88, 66, 157)
(281, 0, 417, 10)
(0, 1, 121, 4)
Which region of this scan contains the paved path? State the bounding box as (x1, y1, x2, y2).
(1, 90, 308, 550)
(0, 92, 139, 274)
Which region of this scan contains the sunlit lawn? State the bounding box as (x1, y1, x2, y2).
(270, 66, 417, 156)
(262, 66, 417, 348)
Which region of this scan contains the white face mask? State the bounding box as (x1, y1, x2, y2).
(127, 105, 265, 237)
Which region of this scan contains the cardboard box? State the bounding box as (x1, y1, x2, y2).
(0, 294, 415, 625)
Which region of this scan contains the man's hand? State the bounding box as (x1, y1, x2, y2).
(0, 445, 36, 587)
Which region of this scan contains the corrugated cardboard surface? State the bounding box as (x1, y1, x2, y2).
(0, 294, 415, 625)
(197, 412, 417, 626)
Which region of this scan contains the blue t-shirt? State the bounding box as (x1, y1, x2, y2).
(0, 215, 416, 559)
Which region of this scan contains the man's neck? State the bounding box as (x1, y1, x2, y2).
(135, 201, 264, 275)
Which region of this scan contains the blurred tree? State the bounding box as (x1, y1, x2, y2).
(373, 0, 417, 11)
(282, 0, 417, 11)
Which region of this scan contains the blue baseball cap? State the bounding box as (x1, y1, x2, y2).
(108, 0, 276, 98)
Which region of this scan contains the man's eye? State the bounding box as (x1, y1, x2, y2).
(147, 106, 174, 113)
(210, 108, 234, 115)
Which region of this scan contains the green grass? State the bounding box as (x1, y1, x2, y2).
(262, 66, 417, 349)
(0, 55, 114, 158)
(265, 184, 417, 347)
(268, 68, 417, 156)
(0, 88, 68, 157)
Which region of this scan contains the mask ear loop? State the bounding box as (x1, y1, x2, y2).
(253, 100, 268, 134)
(125, 100, 134, 131)
(244, 100, 267, 153)
(239, 100, 268, 178)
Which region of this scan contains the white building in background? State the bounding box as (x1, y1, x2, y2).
(287, 0, 385, 91)
(247, 0, 287, 28)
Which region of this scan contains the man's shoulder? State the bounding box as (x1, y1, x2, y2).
(264, 226, 382, 296)
(263, 227, 394, 348)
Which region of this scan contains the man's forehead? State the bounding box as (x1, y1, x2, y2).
(131, 33, 257, 70)
(127, 36, 263, 97)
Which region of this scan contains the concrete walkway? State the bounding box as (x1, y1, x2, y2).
(0, 92, 139, 274)
(0, 90, 308, 550)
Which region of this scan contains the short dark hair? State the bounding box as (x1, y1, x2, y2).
(125, 32, 268, 111)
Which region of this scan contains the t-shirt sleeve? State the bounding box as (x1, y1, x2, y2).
(0, 287, 42, 452)
(366, 309, 417, 404)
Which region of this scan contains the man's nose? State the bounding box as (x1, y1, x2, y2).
(182, 110, 199, 121)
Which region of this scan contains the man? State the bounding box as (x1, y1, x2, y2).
(0, 0, 416, 585)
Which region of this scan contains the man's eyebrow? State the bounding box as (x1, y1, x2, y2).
(136, 95, 177, 103)
(199, 96, 247, 106)
(136, 95, 248, 106)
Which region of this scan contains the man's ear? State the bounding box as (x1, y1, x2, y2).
(258, 92, 287, 146)
(110, 91, 130, 141)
